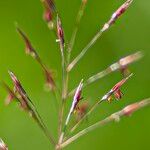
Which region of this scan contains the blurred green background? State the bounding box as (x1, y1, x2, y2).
(0, 0, 150, 149)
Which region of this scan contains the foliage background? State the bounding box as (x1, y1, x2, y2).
(0, 0, 150, 149)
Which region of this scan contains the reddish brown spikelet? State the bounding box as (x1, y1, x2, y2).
(43, 9, 53, 22)
(42, 0, 56, 22)
(65, 80, 84, 126)
(8, 71, 29, 109)
(119, 52, 143, 77)
(112, 76, 129, 92)
(82, 0, 87, 5)
(123, 102, 140, 116)
(102, 0, 133, 31)
(111, 74, 132, 100)
(78, 103, 88, 114)
(101, 74, 132, 101)
(72, 79, 84, 112)
(16, 26, 38, 58)
(45, 0, 56, 12)
(3, 82, 26, 109)
(44, 69, 56, 90)
(75, 102, 89, 120)
(114, 89, 123, 100)
(0, 139, 8, 150)
(8, 71, 25, 95)
(120, 66, 130, 77)
(5, 93, 14, 105)
(16, 27, 55, 90)
(3, 82, 16, 105)
(56, 16, 65, 50)
(109, 52, 143, 77)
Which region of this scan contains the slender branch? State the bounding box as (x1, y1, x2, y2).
(70, 74, 132, 133)
(70, 100, 103, 133)
(68, 51, 143, 97)
(32, 109, 56, 145)
(22, 92, 56, 146)
(58, 98, 150, 149)
(67, 30, 103, 72)
(56, 15, 68, 145)
(67, 0, 133, 72)
(64, 0, 88, 110)
(58, 1, 88, 140)
(3, 82, 56, 146)
(25, 95, 57, 146)
(59, 80, 83, 145)
(67, 0, 88, 64)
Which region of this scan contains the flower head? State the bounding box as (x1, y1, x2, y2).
(44, 69, 56, 91)
(109, 51, 143, 77)
(102, 0, 133, 32)
(72, 79, 84, 112)
(8, 71, 26, 96)
(8, 71, 30, 109)
(56, 16, 65, 51)
(75, 102, 89, 121)
(101, 74, 133, 102)
(16, 26, 38, 58)
(42, 0, 56, 29)
(3, 82, 16, 105)
(16, 26, 56, 91)
(82, 0, 87, 4)
(123, 102, 139, 116)
(43, 9, 53, 22)
(65, 79, 83, 126)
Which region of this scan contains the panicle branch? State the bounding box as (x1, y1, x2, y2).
(71, 74, 132, 133)
(67, 0, 133, 72)
(67, 0, 88, 63)
(16, 26, 56, 91)
(68, 51, 142, 97)
(4, 72, 56, 145)
(59, 97, 150, 149)
(101, 0, 133, 32)
(42, 0, 57, 29)
(56, 15, 66, 98)
(58, 80, 83, 144)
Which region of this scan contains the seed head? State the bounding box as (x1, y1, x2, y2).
(75, 102, 89, 121)
(44, 0, 56, 12)
(109, 51, 143, 77)
(44, 69, 56, 90)
(72, 79, 84, 112)
(119, 51, 143, 67)
(101, 74, 133, 102)
(42, 0, 56, 29)
(123, 102, 139, 116)
(3, 83, 16, 105)
(8, 71, 29, 109)
(16, 26, 38, 58)
(43, 9, 53, 22)
(65, 79, 84, 126)
(82, 0, 87, 5)
(101, 0, 133, 32)
(8, 71, 26, 96)
(56, 16, 65, 51)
